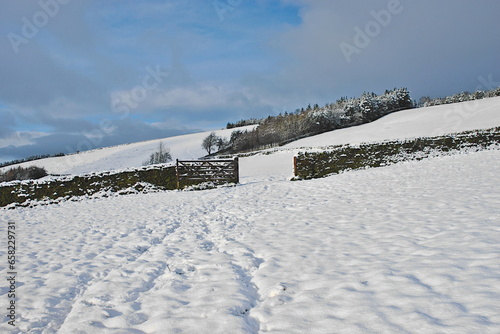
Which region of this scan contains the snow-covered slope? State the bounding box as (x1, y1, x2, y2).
(2, 97, 499, 177)
(2, 150, 499, 333)
(285, 96, 500, 148)
(1, 126, 256, 176)
(244, 96, 500, 182)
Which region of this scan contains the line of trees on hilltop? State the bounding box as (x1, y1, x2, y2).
(418, 86, 500, 107)
(226, 118, 262, 129)
(220, 88, 414, 153)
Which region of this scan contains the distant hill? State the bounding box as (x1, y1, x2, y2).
(1, 96, 499, 178)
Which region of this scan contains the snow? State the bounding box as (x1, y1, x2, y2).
(0, 126, 257, 176)
(285, 96, 500, 149)
(1, 149, 499, 333)
(0, 98, 499, 333)
(2, 97, 499, 177)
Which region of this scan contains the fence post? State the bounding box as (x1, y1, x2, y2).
(175, 159, 180, 189)
(293, 156, 298, 177)
(234, 157, 239, 183)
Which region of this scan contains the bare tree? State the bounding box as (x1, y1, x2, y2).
(202, 132, 219, 155)
(143, 142, 172, 165)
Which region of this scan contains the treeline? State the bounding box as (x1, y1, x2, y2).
(224, 88, 414, 153)
(419, 86, 500, 107)
(0, 153, 65, 168)
(226, 118, 262, 129)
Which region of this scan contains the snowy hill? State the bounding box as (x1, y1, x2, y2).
(2, 97, 499, 179)
(242, 96, 500, 182)
(0, 126, 256, 176)
(285, 96, 500, 148)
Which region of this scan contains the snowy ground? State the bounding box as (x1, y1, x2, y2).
(1, 149, 499, 333)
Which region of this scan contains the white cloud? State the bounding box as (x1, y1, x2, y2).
(111, 82, 263, 112)
(0, 131, 49, 149)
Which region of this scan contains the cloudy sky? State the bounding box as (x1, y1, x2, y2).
(1, 0, 499, 162)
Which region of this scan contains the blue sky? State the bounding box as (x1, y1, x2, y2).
(1, 0, 499, 162)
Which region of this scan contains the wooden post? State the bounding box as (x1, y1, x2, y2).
(234, 157, 239, 183)
(175, 159, 180, 189)
(293, 156, 298, 177)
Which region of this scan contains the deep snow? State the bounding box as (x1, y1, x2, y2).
(1, 149, 499, 333)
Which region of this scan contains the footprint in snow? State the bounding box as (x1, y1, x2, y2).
(126, 312, 149, 325)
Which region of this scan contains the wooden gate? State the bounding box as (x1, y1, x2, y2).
(175, 158, 239, 188)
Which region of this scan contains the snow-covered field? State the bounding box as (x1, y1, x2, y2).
(1, 149, 499, 333)
(1, 97, 499, 333)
